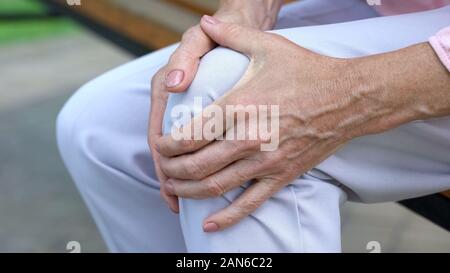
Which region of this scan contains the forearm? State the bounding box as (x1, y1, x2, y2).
(217, 0, 284, 30)
(345, 43, 450, 138)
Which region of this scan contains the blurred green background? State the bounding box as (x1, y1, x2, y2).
(0, 0, 77, 44)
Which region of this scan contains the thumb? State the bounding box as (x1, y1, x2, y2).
(199, 15, 261, 56)
(165, 27, 215, 93)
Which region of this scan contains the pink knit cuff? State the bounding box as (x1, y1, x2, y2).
(429, 27, 450, 71)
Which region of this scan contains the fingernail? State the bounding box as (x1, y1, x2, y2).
(203, 222, 219, 232)
(165, 180, 175, 195)
(202, 15, 219, 25)
(165, 69, 184, 88)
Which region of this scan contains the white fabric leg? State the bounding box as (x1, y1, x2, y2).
(57, 44, 188, 252)
(56, 2, 450, 252)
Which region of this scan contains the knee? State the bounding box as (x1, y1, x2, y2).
(56, 82, 99, 168)
(56, 76, 121, 171)
(57, 67, 151, 177)
(189, 46, 249, 98)
(163, 47, 249, 134)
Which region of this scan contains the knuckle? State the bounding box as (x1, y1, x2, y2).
(157, 140, 176, 157)
(234, 168, 249, 183)
(269, 151, 285, 165)
(181, 26, 200, 42)
(160, 189, 169, 200)
(180, 139, 196, 151)
(205, 177, 225, 197)
(227, 139, 260, 154)
(158, 158, 171, 175)
(222, 24, 241, 43)
(147, 134, 152, 148)
(240, 198, 261, 213)
(184, 159, 205, 180)
(245, 139, 262, 152)
(154, 138, 166, 153)
(226, 140, 246, 153)
(170, 45, 196, 63)
(150, 71, 167, 99)
(151, 69, 165, 86)
(254, 153, 279, 171)
(160, 165, 170, 177)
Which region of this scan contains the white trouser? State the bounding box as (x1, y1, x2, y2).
(56, 0, 450, 252)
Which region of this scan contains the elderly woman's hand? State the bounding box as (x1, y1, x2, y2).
(148, 1, 284, 213)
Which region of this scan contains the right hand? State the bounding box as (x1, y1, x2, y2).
(148, 0, 283, 213)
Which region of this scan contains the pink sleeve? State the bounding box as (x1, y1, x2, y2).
(429, 27, 450, 71)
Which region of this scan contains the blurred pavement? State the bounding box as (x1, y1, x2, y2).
(0, 31, 131, 252)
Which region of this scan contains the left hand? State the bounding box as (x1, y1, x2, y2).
(154, 16, 405, 232)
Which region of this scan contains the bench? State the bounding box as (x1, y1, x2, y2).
(39, 0, 450, 231)
(39, 0, 231, 55)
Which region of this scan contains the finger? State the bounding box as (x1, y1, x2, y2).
(199, 15, 263, 57)
(148, 74, 168, 183)
(152, 146, 180, 213)
(153, 150, 179, 213)
(149, 71, 169, 147)
(164, 157, 269, 199)
(164, 26, 215, 93)
(202, 178, 281, 232)
(161, 184, 179, 213)
(159, 138, 259, 180)
(155, 98, 228, 156)
(156, 88, 256, 157)
(149, 72, 179, 213)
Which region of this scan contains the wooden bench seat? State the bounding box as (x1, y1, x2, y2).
(41, 0, 297, 53)
(43, 0, 207, 52)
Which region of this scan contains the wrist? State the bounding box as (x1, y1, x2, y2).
(216, 0, 283, 30)
(343, 43, 450, 139)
